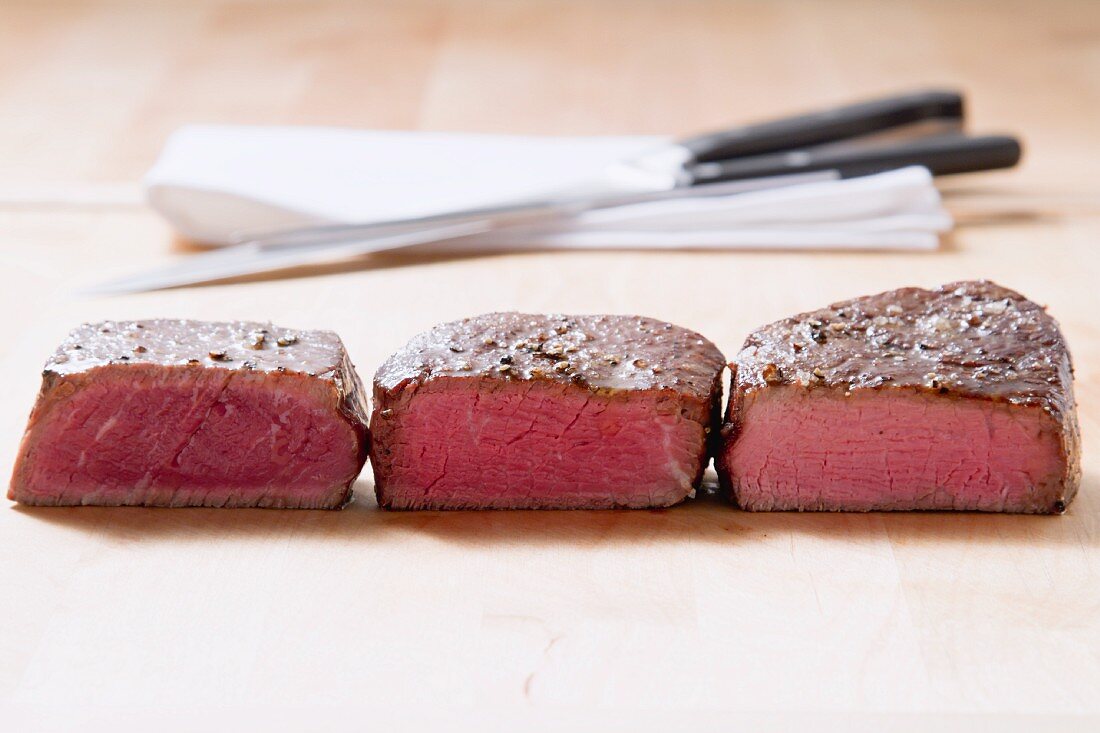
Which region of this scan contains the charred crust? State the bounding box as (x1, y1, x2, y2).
(372, 313, 725, 401)
(44, 320, 350, 379)
(730, 281, 1074, 410)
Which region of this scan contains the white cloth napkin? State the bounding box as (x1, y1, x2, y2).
(144, 125, 951, 251)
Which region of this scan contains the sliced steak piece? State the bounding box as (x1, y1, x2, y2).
(9, 320, 369, 508)
(717, 281, 1080, 513)
(370, 313, 725, 510)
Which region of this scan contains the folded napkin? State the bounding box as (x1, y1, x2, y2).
(144, 125, 951, 251)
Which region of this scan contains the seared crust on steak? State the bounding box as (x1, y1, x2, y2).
(374, 312, 725, 400)
(733, 281, 1073, 406)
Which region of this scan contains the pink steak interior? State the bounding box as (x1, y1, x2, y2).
(375, 383, 707, 509)
(13, 367, 362, 508)
(722, 387, 1068, 512)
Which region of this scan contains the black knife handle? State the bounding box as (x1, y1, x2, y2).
(686, 134, 1021, 184)
(678, 90, 965, 164)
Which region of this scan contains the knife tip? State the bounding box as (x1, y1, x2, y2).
(75, 281, 146, 297)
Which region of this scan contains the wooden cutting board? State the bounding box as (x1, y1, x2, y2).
(1, 1, 1098, 728)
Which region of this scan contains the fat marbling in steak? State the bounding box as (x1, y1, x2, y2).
(716, 281, 1080, 513)
(370, 313, 725, 509)
(9, 320, 369, 508)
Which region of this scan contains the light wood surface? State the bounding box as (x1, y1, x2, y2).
(1, 1, 1099, 728)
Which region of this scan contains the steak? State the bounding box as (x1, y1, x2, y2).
(370, 313, 725, 509)
(9, 320, 369, 508)
(716, 281, 1080, 513)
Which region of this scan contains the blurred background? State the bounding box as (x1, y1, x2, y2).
(0, 0, 1096, 189)
(1, 1, 1096, 341)
(1, 0, 1097, 248)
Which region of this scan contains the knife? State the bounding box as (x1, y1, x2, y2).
(85, 90, 1015, 295)
(82, 172, 840, 295)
